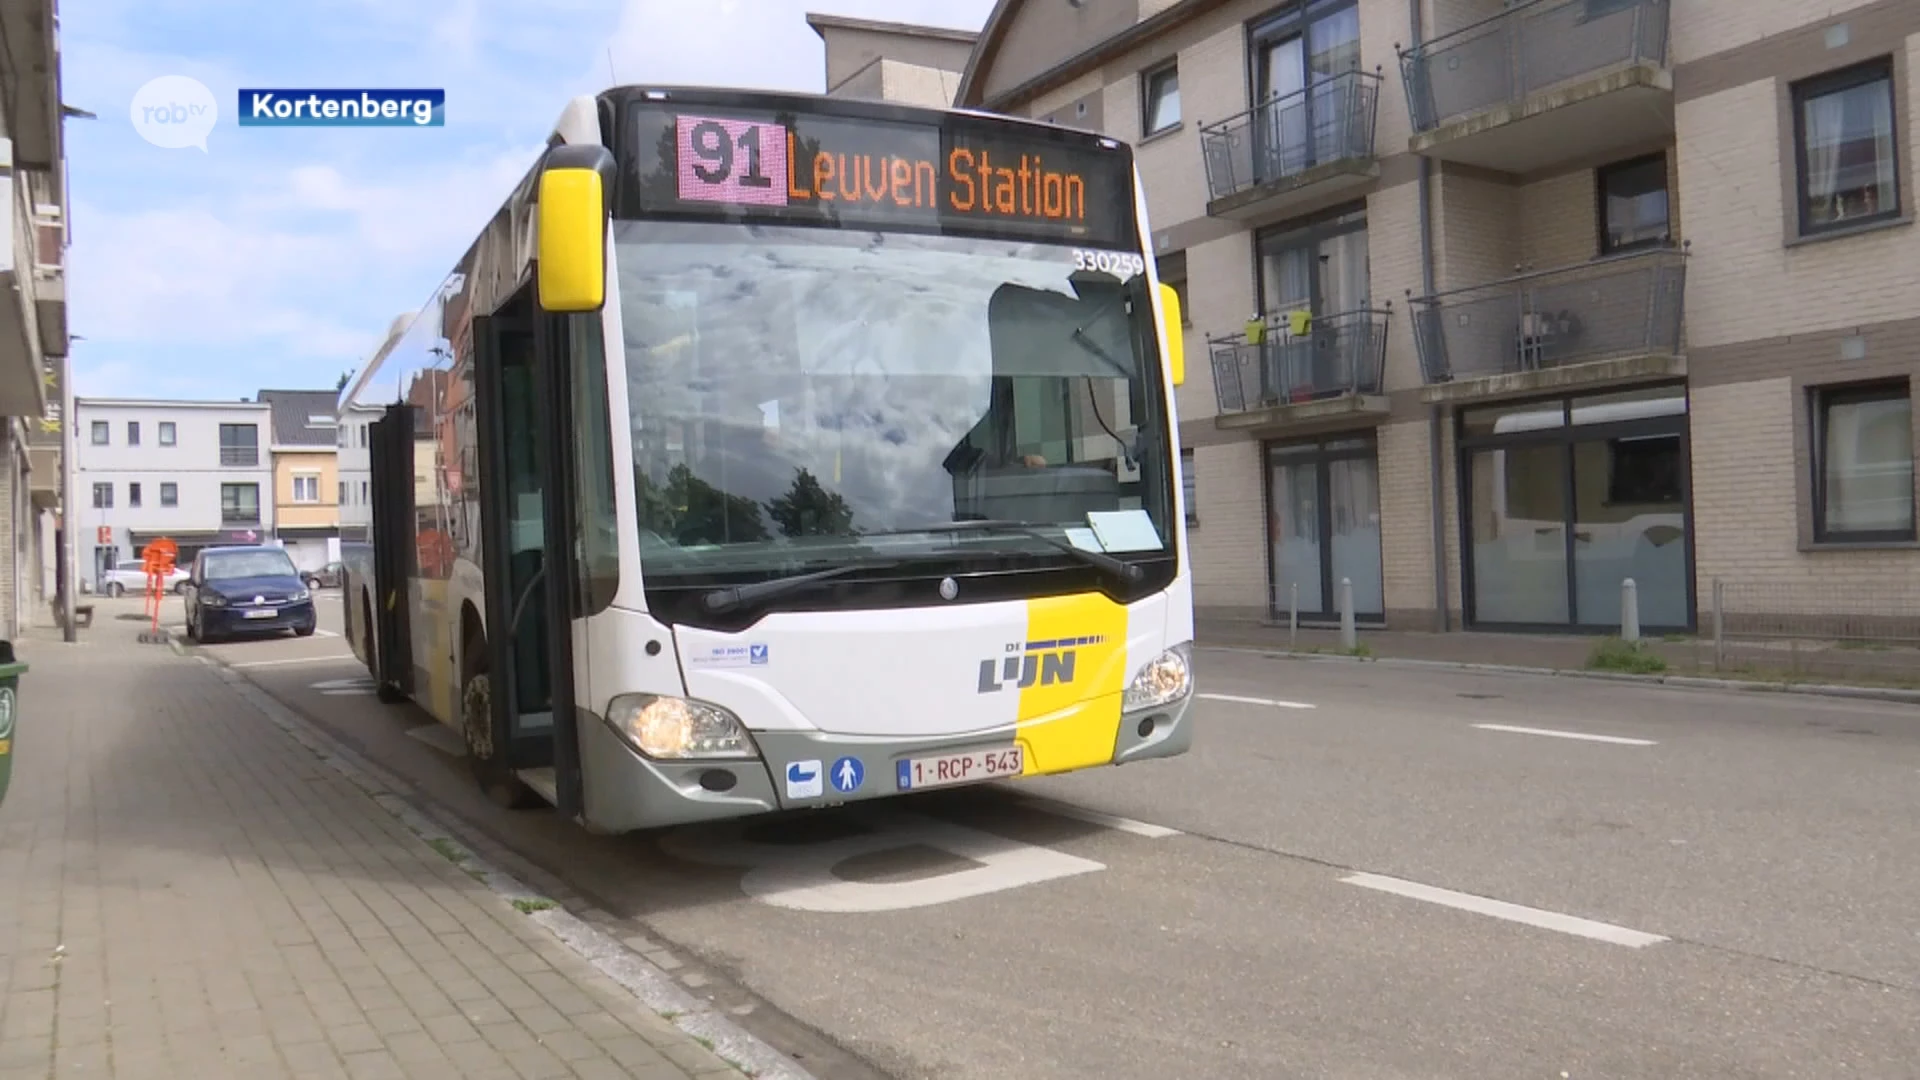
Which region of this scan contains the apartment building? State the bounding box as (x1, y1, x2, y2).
(808, 11, 977, 107)
(953, 0, 1919, 633)
(257, 388, 341, 572)
(0, 0, 68, 638)
(72, 398, 276, 586)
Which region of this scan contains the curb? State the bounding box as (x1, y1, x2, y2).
(1194, 642, 1920, 706)
(171, 637, 819, 1080)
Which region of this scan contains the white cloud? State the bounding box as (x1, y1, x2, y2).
(64, 0, 1000, 399)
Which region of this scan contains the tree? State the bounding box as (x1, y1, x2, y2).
(636, 464, 770, 546)
(765, 467, 855, 538)
(336, 371, 351, 391)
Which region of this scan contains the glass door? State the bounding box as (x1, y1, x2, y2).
(1267, 436, 1384, 622)
(1253, 0, 1362, 179)
(1257, 37, 1308, 180)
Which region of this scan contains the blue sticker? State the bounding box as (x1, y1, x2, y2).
(784, 759, 822, 799)
(749, 643, 769, 665)
(830, 756, 864, 794)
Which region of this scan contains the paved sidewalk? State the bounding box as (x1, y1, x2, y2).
(0, 627, 743, 1080)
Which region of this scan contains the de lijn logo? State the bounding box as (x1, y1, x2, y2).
(237, 89, 446, 127)
(131, 75, 219, 151)
(977, 636, 1102, 694)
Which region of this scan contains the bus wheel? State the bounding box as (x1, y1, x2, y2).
(461, 663, 542, 811)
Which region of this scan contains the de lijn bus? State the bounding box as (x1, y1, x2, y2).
(336, 86, 1196, 834)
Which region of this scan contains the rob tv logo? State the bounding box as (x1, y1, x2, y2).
(130, 75, 218, 151)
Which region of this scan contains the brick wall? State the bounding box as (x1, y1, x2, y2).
(1433, 170, 1518, 290)
(1181, 232, 1255, 424)
(1676, 36, 1920, 350)
(1377, 418, 1435, 617)
(1368, 182, 1426, 392)
(1188, 440, 1268, 616)
(1670, 0, 1886, 64)
(1518, 170, 1596, 270)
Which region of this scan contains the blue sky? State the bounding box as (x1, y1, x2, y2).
(61, 0, 995, 401)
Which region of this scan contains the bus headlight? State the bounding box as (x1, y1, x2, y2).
(1123, 644, 1192, 711)
(605, 694, 757, 760)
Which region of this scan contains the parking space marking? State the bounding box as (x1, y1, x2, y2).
(1198, 693, 1316, 710)
(1472, 723, 1655, 746)
(232, 654, 357, 669)
(1015, 794, 1181, 838)
(1340, 872, 1668, 948)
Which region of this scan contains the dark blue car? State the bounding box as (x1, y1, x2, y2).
(184, 545, 317, 643)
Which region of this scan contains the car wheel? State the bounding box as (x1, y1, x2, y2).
(175, 581, 190, 595)
(295, 623, 316, 638)
(107, 582, 124, 597)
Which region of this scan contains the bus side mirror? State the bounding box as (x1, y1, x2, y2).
(1157, 282, 1185, 387)
(536, 145, 617, 313)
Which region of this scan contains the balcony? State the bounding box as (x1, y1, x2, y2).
(1201, 70, 1382, 221)
(219, 446, 260, 467)
(1399, 0, 1672, 174)
(1410, 247, 1687, 403)
(1209, 308, 1391, 431)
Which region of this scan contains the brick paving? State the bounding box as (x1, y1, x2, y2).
(0, 627, 743, 1080)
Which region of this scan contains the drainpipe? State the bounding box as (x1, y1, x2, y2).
(1410, 0, 1449, 633)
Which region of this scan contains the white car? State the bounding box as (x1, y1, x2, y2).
(100, 559, 191, 596)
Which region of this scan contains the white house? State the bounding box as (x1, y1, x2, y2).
(72, 397, 276, 587)
(335, 400, 383, 543)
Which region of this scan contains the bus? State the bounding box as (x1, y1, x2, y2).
(336, 86, 1196, 833)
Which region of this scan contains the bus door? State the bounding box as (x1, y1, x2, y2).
(470, 290, 585, 820)
(367, 403, 416, 701)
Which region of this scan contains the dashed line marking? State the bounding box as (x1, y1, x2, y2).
(1472, 723, 1655, 746)
(1015, 795, 1181, 838)
(1198, 693, 1316, 709)
(1341, 873, 1668, 948)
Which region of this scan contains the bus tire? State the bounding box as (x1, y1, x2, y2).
(461, 655, 541, 811)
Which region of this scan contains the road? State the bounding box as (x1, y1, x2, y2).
(130, 591, 1920, 1079)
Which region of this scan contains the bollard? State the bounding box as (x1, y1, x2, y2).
(1339, 577, 1356, 650)
(1289, 583, 1299, 648)
(1620, 578, 1640, 642)
(1711, 578, 1725, 670)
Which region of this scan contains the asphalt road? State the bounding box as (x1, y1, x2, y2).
(138, 592, 1920, 1079)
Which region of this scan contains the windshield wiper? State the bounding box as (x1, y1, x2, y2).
(868, 520, 1145, 583)
(700, 560, 900, 613)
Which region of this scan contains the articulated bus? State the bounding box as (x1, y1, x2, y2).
(336, 86, 1196, 833)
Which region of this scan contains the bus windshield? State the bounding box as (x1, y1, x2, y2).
(616, 220, 1172, 575)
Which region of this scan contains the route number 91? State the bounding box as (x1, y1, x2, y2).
(1073, 249, 1147, 277)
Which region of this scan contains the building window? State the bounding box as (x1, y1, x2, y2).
(160, 482, 178, 507)
(1156, 251, 1191, 327)
(127, 421, 141, 446)
(1181, 448, 1198, 525)
(338, 480, 348, 506)
(158, 421, 176, 446)
(90, 421, 108, 445)
(360, 480, 369, 503)
(91, 482, 111, 509)
(1792, 58, 1901, 236)
(1597, 153, 1670, 254)
(219, 423, 259, 466)
(221, 483, 261, 523)
(292, 474, 320, 503)
(1142, 62, 1180, 137)
(128, 482, 142, 508)
(1811, 380, 1914, 542)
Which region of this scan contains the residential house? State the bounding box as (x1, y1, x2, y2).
(257, 388, 342, 572)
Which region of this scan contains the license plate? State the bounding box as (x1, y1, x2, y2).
(896, 745, 1023, 791)
(242, 609, 277, 619)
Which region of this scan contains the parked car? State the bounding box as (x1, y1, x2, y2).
(302, 561, 344, 590)
(99, 559, 190, 596)
(184, 545, 316, 643)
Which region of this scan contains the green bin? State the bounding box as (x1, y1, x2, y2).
(0, 640, 24, 809)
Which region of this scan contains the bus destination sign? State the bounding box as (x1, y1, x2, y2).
(634, 105, 1135, 248)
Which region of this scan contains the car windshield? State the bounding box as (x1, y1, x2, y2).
(615, 221, 1173, 576)
(204, 549, 298, 580)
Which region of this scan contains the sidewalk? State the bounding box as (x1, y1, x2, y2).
(0, 625, 744, 1080)
(1196, 617, 1920, 695)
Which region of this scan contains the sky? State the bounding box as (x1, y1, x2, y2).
(60, 0, 997, 402)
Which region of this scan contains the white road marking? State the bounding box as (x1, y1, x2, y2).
(1341, 873, 1668, 948)
(1472, 723, 1655, 746)
(231, 654, 356, 669)
(312, 628, 340, 638)
(310, 677, 376, 697)
(1199, 692, 1316, 709)
(1016, 795, 1181, 838)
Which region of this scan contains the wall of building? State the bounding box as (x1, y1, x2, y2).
(273, 450, 338, 530)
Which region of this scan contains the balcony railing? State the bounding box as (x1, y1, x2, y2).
(1210, 308, 1390, 415)
(1409, 246, 1687, 385)
(219, 445, 259, 467)
(1400, 0, 1669, 134)
(1201, 69, 1382, 203)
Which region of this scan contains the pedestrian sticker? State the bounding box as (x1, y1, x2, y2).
(830, 756, 864, 794)
(785, 759, 822, 799)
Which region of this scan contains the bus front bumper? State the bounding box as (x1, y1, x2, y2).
(574, 691, 1195, 834)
